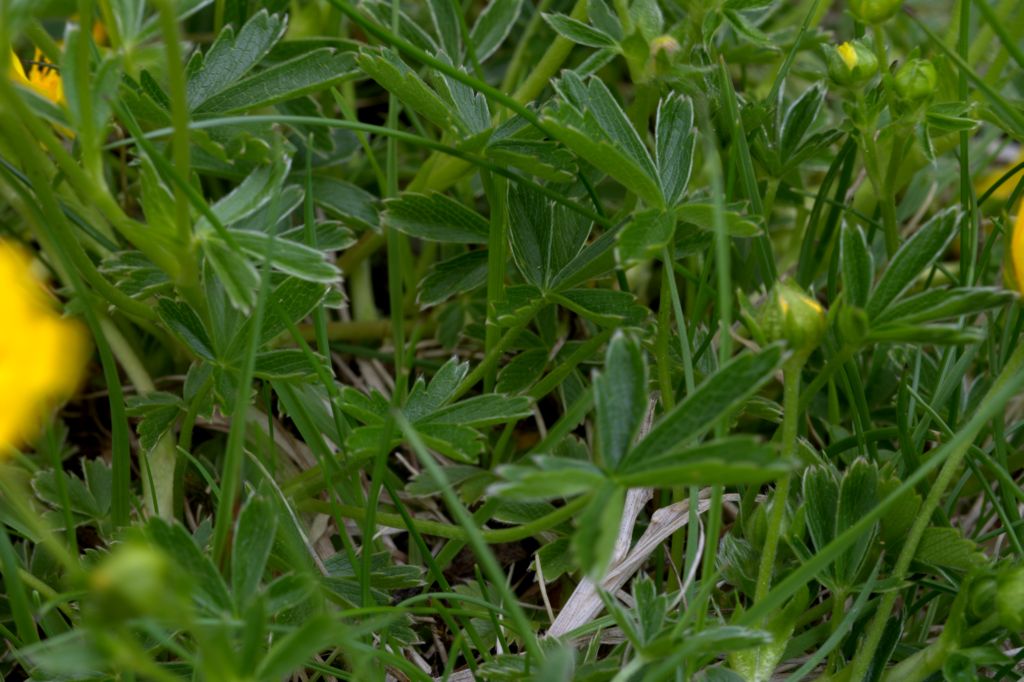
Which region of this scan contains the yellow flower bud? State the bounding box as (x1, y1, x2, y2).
(827, 40, 879, 86)
(838, 42, 858, 70)
(760, 282, 827, 356)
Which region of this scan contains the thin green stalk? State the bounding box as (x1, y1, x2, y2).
(753, 357, 802, 605)
(483, 173, 508, 393)
(154, 0, 193, 252)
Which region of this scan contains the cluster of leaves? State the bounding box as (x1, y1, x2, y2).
(1, 0, 1024, 680)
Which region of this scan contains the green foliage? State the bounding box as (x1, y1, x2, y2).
(1, 0, 1023, 680)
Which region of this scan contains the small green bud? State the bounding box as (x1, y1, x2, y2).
(849, 0, 903, 24)
(997, 564, 1024, 630)
(827, 40, 879, 86)
(89, 541, 188, 622)
(760, 282, 827, 355)
(650, 35, 681, 58)
(894, 59, 938, 103)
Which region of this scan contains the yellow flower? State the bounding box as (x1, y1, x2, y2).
(0, 242, 89, 454)
(1011, 207, 1024, 296)
(837, 42, 859, 70)
(9, 48, 64, 106)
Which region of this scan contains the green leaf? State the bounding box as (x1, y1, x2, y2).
(543, 119, 664, 206)
(834, 458, 878, 586)
(195, 49, 357, 114)
(202, 237, 259, 312)
(508, 183, 592, 288)
(485, 138, 577, 183)
(779, 84, 825, 164)
(550, 288, 648, 326)
(801, 465, 838, 553)
(588, 0, 623, 40)
(470, 0, 525, 62)
(493, 456, 606, 500)
(186, 10, 287, 110)
(913, 527, 984, 571)
(840, 223, 873, 308)
(542, 13, 619, 48)
(157, 299, 216, 360)
(196, 163, 290, 234)
(613, 438, 786, 487)
(226, 278, 328, 356)
(872, 287, 1014, 326)
(621, 345, 783, 469)
(549, 227, 620, 291)
(356, 47, 460, 133)
(254, 349, 323, 380)
(866, 208, 958, 319)
(382, 192, 490, 243)
(676, 203, 762, 237)
(146, 518, 232, 611)
(426, 0, 461, 60)
(617, 209, 676, 265)
(404, 357, 469, 421)
(419, 250, 489, 306)
(497, 349, 549, 394)
(422, 395, 533, 428)
(594, 332, 647, 469)
(232, 496, 278, 608)
(655, 94, 696, 206)
(866, 323, 985, 345)
(310, 176, 379, 231)
(254, 614, 349, 680)
(227, 229, 340, 282)
(125, 392, 183, 454)
(572, 483, 623, 578)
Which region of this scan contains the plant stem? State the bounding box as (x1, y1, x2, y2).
(754, 356, 802, 605)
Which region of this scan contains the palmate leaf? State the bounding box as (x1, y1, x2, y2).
(186, 10, 287, 111)
(508, 183, 591, 289)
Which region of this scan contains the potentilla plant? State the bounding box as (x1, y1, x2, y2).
(0, 0, 1022, 680)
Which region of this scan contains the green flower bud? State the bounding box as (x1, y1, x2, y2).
(849, 0, 903, 24)
(894, 59, 938, 103)
(760, 282, 827, 355)
(997, 564, 1024, 630)
(827, 40, 879, 86)
(89, 541, 188, 622)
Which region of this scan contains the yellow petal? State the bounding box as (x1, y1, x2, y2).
(1013, 207, 1024, 297)
(838, 42, 859, 70)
